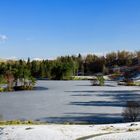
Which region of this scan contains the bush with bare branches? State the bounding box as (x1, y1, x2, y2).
(122, 101, 140, 122)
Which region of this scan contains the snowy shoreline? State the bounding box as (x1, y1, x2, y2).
(1, 122, 140, 140)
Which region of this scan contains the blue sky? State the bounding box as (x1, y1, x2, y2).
(0, 0, 140, 59)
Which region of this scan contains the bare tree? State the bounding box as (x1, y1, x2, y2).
(122, 101, 140, 122)
(4, 70, 14, 91)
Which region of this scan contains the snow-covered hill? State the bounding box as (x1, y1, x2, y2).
(1, 122, 140, 140)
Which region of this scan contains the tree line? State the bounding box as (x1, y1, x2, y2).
(0, 50, 140, 83)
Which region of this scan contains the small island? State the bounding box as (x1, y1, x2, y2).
(0, 59, 36, 92)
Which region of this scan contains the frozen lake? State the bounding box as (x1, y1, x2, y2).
(0, 80, 140, 124)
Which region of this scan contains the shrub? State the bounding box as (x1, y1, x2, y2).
(122, 101, 140, 122)
(0, 87, 4, 92)
(126, 81, 135, 86)
(97, 75, 105, 86)
(91, 75, 105, 86)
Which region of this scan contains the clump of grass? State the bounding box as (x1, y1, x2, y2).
(25, 127, 33, 130)
(127, 127, 140, 132)
(0, 120, 46, 125)
(127, 128, 135, 132)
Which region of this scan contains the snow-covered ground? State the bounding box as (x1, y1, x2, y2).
(1, 122, 140, 140)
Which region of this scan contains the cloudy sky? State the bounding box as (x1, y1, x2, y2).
(0, 0, 140, 59)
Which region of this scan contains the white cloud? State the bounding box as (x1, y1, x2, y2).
(32, 58, 43, 61)
(6, 56, 18, 60)
(0, 34, 8, 42)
